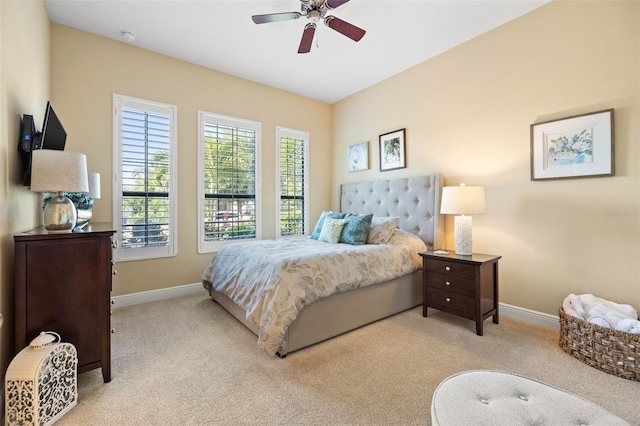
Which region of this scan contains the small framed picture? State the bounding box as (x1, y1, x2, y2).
(347, 142, 368, 172)
(530, 109, 614, 180)
(379, 128, 406, 172)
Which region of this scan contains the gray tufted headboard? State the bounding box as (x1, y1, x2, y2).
(340, 175, 445, 250)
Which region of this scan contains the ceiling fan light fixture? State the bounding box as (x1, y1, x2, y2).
(308, 10, 321, 24)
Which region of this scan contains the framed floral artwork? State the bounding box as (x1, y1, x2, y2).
(379, 128, 406, 172)
(530, 109, 614, 180)
(347, 142, 368, 172)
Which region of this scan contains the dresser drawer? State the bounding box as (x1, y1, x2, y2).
(426, 271, 475, 297)
(427, 288, 475, 314)
(426, 258, 475, 279)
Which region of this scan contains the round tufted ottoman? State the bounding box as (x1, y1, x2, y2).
(431, 370, 629, 426)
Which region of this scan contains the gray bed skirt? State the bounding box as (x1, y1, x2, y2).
(204, 270, 422, 357)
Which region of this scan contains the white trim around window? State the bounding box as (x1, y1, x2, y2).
(197, 111, 262, 253)
(112, 94, 178, 261)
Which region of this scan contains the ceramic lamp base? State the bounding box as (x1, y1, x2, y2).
(454, 215, 473, 256)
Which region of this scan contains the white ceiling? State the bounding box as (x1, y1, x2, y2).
(45, 0, 549, 104)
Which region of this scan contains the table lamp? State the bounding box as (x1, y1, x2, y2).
(30, 150, 89, 233)
(440, 183, 486, 255)
(88, 172, 101, 199)
(74, 172, 101, 228)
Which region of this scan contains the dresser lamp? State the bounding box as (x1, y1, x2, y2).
(30, 150, 89, 233)
(440, 184, 486, 255)
(88, 172, 101, 199)
(75, 172, 101, 228)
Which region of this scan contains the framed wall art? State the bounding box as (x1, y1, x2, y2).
(347, 142, 368, 172)
(379, 128, 406, 172)
(530, 109, 614, 180)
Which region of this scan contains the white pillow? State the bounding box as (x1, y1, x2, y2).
(367, 216, 400, 244)
(318, 218, 347, 244)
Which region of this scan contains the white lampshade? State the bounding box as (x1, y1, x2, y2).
(440, 184, 486, 256)
(440, 184, 486, 215)
(87, 172, 101, 199)
(30, 150, 89, 194)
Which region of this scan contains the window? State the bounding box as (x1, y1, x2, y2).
(276, 127, 309, 237)
(198, 111, 261, 253)
(113, 95, 177, 261)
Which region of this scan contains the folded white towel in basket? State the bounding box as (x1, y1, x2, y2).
(616, 318, 640, 333)
(562, 293, 639, 332)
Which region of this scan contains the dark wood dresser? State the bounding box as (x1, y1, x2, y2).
(14, 223, 116, 383)
(420, 250, 501, 335)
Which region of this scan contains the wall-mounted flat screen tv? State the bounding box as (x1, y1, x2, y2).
(18, 101, 67, 187)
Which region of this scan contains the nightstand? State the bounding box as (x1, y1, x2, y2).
(420, 250, 501, 335)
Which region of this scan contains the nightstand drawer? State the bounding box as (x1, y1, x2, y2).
(427, 288, 475, 314)
(426, 258, 475, 279)
(426, 272, 475, 297)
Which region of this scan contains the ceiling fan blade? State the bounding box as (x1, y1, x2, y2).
(252, 12, 301, 24)
(298, 23, 316, 54)
(324, 0, 351, 9)
(324, 16, 366, 42)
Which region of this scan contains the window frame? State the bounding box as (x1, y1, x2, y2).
(275, 126, 309, 238)
(112, 94, 178, 262)
(197, 111, 262, 253)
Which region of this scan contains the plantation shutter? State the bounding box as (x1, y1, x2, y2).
(198, 111, 261, 252)
(113, 94, 177, 261)
(279, 134, 306, 236)
(120, 108, 171, 248)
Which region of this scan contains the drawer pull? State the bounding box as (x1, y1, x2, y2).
(445, 266, 451, 271)
(445, 281, 451, 286)
(112, 270, 118, 276)
(445, 297, 451, 302)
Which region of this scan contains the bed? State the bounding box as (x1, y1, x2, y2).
(202, 174, 444, 357)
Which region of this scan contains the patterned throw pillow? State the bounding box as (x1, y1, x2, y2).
(367, 216, 401, 244)
(339, 213, 373, 245)
(318, 218, 347, 244)
(311, 211, 346, 239)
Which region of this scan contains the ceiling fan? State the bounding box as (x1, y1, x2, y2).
(251, 0, 366, 54)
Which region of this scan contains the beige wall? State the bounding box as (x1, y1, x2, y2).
(0, 0, 50, 382)
(332, 1, 640, 315)
(50, 24, 332, 296)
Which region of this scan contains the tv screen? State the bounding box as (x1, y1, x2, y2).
(39, 101, 66, 150)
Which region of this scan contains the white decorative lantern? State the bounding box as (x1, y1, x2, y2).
(5, 331, 78, 425)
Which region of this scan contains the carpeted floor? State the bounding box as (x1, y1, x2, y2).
(57, 292, 639, 425)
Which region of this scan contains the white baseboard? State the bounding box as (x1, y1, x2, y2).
(112, 282, 203, 308)
(113, 283, 560, 331)
(499, 302, 559, 330)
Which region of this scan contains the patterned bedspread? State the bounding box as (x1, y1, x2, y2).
(202, 229, 426, 355)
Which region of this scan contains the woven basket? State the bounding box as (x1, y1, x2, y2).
(558, 308, 640, 382)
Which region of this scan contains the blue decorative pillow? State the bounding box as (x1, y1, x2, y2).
(339, 213, 373, 245)
(318, 218, 347, 244)
(311, 211, 346, 239)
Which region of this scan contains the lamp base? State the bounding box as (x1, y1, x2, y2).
(454, 215, 473, 256)
(43, 193, 77, 233)
(75, 209, 92, 229)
